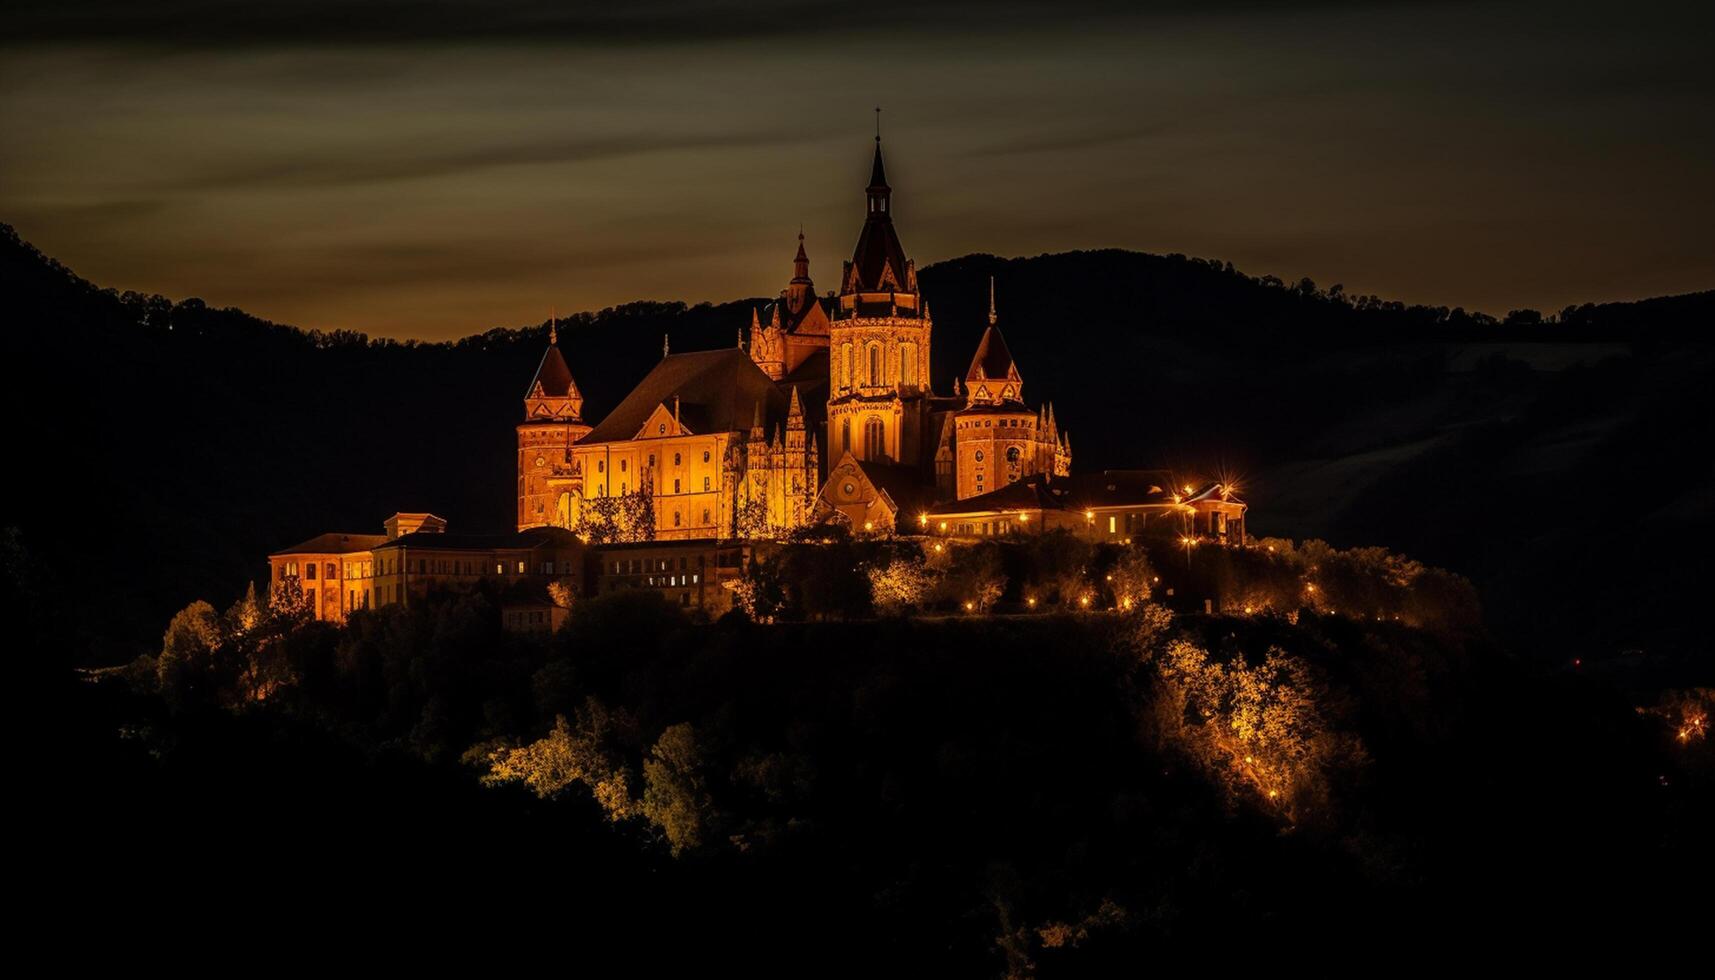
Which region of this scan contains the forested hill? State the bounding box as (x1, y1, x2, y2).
(3, 222, 1711, 666)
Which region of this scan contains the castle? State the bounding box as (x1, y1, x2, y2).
(519, 136, 1087, 541)
(271, 135, 1248, 624)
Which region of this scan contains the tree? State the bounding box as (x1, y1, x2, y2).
(1107, 546, 1155, 609)
(642, 722, 716, 856)
(573, 488, 657, 544)
(940, 541, 1006, 612)
(1152, 639, 1365, 824)
(867, 555, 934, 616)
(483, 701, 639, 821)
(1023, 530, 1090, 606)
(155, 600, 224, 707)
(735, 496, 772, 539)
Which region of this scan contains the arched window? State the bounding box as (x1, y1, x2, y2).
(841, 417, 852, 454)
(841, 343, 852, 387)
(864, 417, 885, 459)
(868, 344, 881, 387)
(901, 343, 916, 386)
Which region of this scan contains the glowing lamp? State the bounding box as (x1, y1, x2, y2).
(918, 513, 928, 527)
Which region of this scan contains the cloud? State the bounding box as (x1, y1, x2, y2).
(169, 127, 829, 193)
(5, 0, 1438, 48)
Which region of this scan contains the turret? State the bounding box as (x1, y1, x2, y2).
(964, 279, 1022, 405)
(517, 319, 593, 530)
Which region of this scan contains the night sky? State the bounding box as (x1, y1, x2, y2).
(4, 1, 1711, 340)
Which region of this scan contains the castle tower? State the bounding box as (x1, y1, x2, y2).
(749, 231, 831, 381)
(952, 282, 1057, 499)
(827, 134, 933, 467)
(517, 321, 592, 530)
(748, 305, 785, 380)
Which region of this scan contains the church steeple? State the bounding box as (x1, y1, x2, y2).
(844, 125, 914, 297)
(785, 230, 814, 314)
(867, 141, 890, 215)
(524, 321, 584, 421)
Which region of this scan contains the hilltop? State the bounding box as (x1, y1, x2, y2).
(2, 222, 1710, 672)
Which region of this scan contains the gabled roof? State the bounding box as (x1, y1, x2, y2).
(271, 533, 388, 557)
(526, 343, 580, 400)
(822, 452, 941, 525)
(965, 324, 1019, 382)
(764, 294, 832, 336)
(1182, 482, 1246, 506)
(581, 348, 790, 445)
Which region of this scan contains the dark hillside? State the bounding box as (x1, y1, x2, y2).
(4, 223, 1710, 671)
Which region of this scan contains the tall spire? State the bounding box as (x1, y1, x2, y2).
(792, 229, 810, 283)
(549, 306, 557, 345)
(662, 334, 670, 358)
(867, 107, 890, 209)
(988, 276, 997, 327)
(846, 122, 910, 296)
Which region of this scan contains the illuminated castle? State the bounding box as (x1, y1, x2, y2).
(271, 132, 1247, 625)
(520, 134, 1103, 539)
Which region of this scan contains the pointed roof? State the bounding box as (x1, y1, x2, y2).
(965, 324, 1019, 382)
(526, 342, 580, 400)
(845, 140, 911, 295)
(793, 231, 811, 279)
